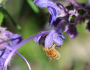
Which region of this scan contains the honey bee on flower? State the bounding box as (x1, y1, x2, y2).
(35, 29, 65, 60)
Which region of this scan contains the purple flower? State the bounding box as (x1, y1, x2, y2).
(0, 26, 31, 70)
(0, 33, 23, 70)
(34, 0, 66, 25)
(35, 29, 65, 47)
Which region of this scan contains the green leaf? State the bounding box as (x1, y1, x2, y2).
(3, 8, 22, 30)
(0, 12, 4, 25)
(27, 0, 39, 13)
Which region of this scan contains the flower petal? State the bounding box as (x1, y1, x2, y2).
(48, 6, 57, 25)
(67, 25, 78, 38)
(45, 30, 55, 47)
(56, 31, 65, 39)
(53, 36, 63, 45)
(34, 35, 42, 43)
(53, 18, 61, 27)
(89, 0, 90, 4)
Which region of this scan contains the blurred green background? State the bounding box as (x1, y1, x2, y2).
(1, 0, 90, 70)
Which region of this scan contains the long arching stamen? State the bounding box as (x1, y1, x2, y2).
(15, 52, 31, 70)
(4, 44, 31, 70)
(4, 31, 50, 67)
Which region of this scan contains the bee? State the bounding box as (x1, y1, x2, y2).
(41, 35, 60, 60)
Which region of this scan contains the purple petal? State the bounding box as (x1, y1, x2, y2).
(45, 34, 53, 47)
(88, 0, 90, 4)
(49, 14, 52, 25)
(56, 30, 66, 39)
(34, 35, 42, 43)
(34, 0, 60, 9)
(6, 34, 21, 39)
(53, 18, 61, 27)
(6, 34, 23, 48)
(9, 39, 19, 47)
(38, 38, 43, 45)
(34, 0, 62, 25)
(67, 25, 78, 38)
(48, 6, 57, 16)
(53, 36, 63, 45)
(34, 0, 50, 8)
(48, 6, 57, 25)
(45, 30, 55, 47)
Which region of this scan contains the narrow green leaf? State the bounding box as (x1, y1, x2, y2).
(3, 8, 22, 30)
(27, 0, 39, 13)
(0, 12, 4, 25)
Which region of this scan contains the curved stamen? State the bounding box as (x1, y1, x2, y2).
(4, 31, 50, 68)
(4, 44, 31, 70)
(15, 52, 31, 70)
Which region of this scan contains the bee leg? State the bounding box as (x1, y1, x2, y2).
(46, 55, 51, 64)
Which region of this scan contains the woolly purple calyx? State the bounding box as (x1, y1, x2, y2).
(86, 20, 90, 31)
(66, 25, 78, 38)
(45, 30, 65, 47)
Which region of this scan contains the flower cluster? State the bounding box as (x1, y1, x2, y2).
(34, 0, 90, 38)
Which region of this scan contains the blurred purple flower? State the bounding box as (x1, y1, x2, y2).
(88, 0, 90, 4)
(0, 26, 28, 70)
(34, 0, 66, 25)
